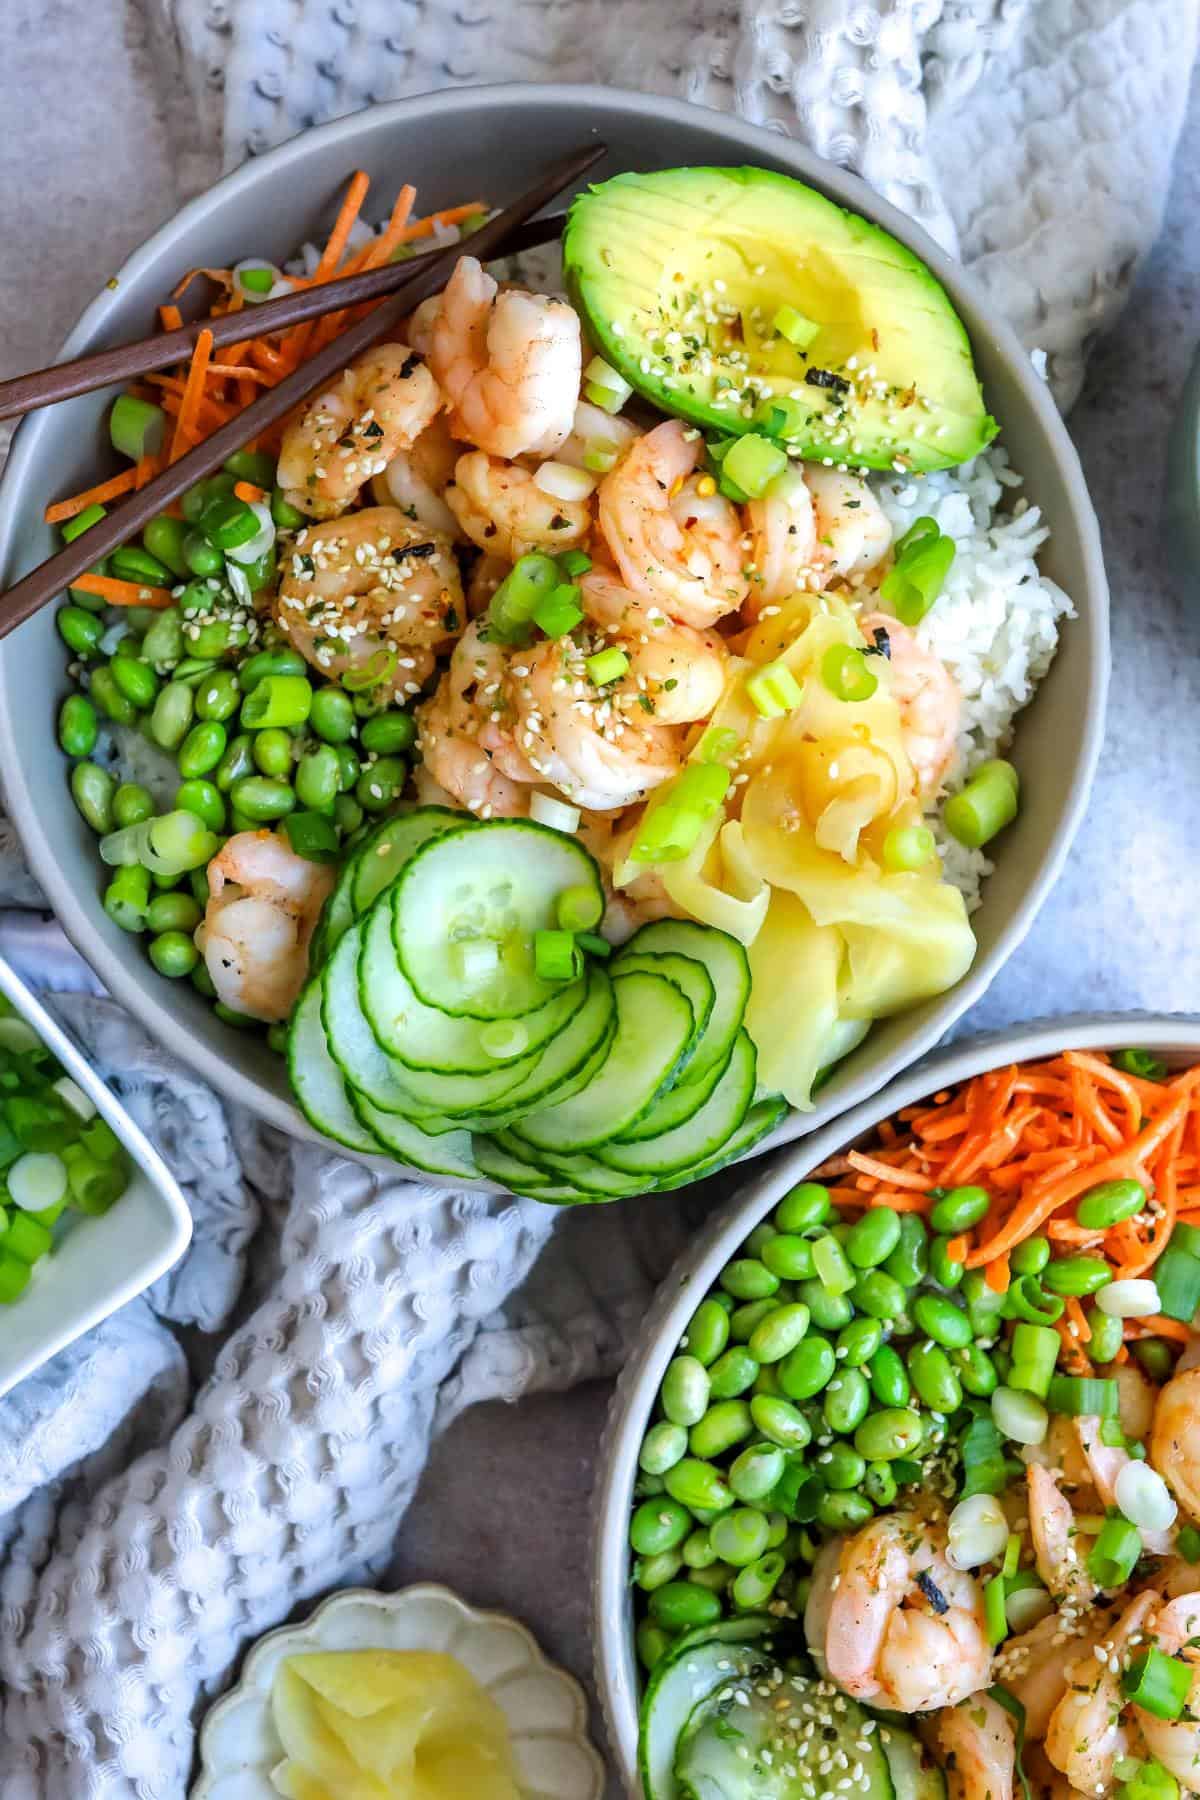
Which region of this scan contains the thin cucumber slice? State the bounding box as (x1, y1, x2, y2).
(654, 1094, 788, 1191)
(610, 951, 727, 1143)
(881, 1727, 948, 1800)
(362, 891, 583, 1075)
(614, 919, 749, 1104)
(615, 949, 713, 1071)
(596, 1029, 756, 1178)
(513, 1144, 647, 1198)
(639, 1622, 776, 1800)
(288, 980, 382, 1155)
(351, 805, 464, 916)
(511, 970, 693, 1153)
(348, 1089, 481, 1179)
(459, 964, 617, 1121)
(472, 1136, 554, 1190)
(392, 819, 604, 1020)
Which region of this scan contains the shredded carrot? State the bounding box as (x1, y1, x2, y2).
(233, 480, 268, 505)
(68, 572, 173, 609)
(44, 466, 141, 524)
(945, 1235, 969, 1265)
(985, 1255, 1010, 1294)
(845, 1151, 934, 1193)
(397, 200, 486, 242)
(158, 303, 183, 332)
(1065, 1296, 1092, 1344)
(1127, 1315, 1193, 1344)
(169, 327, 215, 461)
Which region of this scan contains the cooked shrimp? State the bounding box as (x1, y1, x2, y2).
(371, 410, 466, 541)
(426, 257, 580, 459)
(860, 612, 961, 797)
(996, 1607, 1118, 1743)
(276, 342, 441, 521)
(744, 465, 892, 618)
(446, 450, 590, 563)
(1113, 1361, 1158, 1443)
(1151, 1365, 1200, 1521)
(806, 466, 892, 578)
(814, 1511, 993, 1710)
(923, 1693, 1016, 1800)
(416, 622, 530, 820)
(197, 831, 333, 1023)
(1077, 1414, 1175, 1552)
(465, 553, 511, 618)
(1028, 1464, 1097, 1604)
(580, 567, 729, 725)
(597, 420, 748, 628)
(1043, 1590, 1157, 1794)
(273, 506, 463, 700)
(1133, 1593, 1200, 1787)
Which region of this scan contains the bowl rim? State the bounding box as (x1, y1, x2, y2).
(590, 1010, 1200, 1796)
(0, 82, 1109, 1148)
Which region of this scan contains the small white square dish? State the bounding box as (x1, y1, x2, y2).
(0, 951, 191, 1400)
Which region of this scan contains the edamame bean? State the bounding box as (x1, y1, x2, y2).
(929, 1235, 965, 1289)
(150, 681, 194, 751)
(817, 1490, 874, 1531)
(89, 667, 138, 726)
(707, 1348, 759, 1399)
(238, 647, 307, 693)
(684, 1297, 730, 1368)
(216, 733, 255, 791)
(1010, 1235, 1050, 1277)
(195, 671, 241, 723)
(745, 1222, 778, 1259)
(57, 605, 104, 659)
(361, 710, 417, 755)
(111, 781, 154, 829)
(761, 1234, 816, 1281)
(662, 1356, 710, 1427)
(774, 1182, 832, 1232)
(954, 1343, 999, 1397)
(822, 1367, 871, 1434)
(930, 1185, 991, 1234)
(148, 930, 198, 978)
(710, 1508, 770, 1567)
(864, 1461, 898, 1508)
(334, 794, 364, 836)
(912, 1292, 972, 1348)
(664, 1458, 733, 1514)
(812, 1232, 854, 1294)
(639, 1421, 688, 1475)
(764, 1512, 788, 1550)
(296, 745, 341, 814)
(178, 720, 227, 779)
(796, 1278, 854, 1331)
(70, 760, 115, 833)
(731, 1297, 779, 1343)
(648, 1582, 722, 1630)
(817, 1442, 867, 1491)
(836, 1317, 883, 1366)
(1042, 1257, 1112, 1297)
(1076, 1178, 1145, 1231)
(682, 1527, 718, 1569)
(108, 654, 159, 711)
(630, 1497, 692, 1556)
(748, 1302, 810, 1364)
(729, 1443, 785, 1503)
(868, 1345, 911, 1408)
(230, 775, 296, 822)
(854, 1406, 923, 1461)
(884, 1214, 929, 1290)
(104, 864, 151, 933)
(749, 1394, 812, 1451)
(778, 1335, 835, 1401)
(1133, 1338, 1174, 1381)
(688, 1400, 754, 1460)
(732, 1551, 785, 1611)
(907, 1341, 963, 1413)
(191, 960, 216, 998)
(356, 755, 407, 813)
(687, 1562, 734, 1593)
(635, 1550, 683, 1591)
(752, 1364, 780, 1398)
(58, 693, 98, 758)
(1086, 1308, 1124, 1365)
(637, 1620, 671, 1671)
(175, 779, 226, 833)
(310, 686, 356, 744)
(852, 1269, 906, 1320)
(146, 892, 202, 935)
(183, 531, 224, 577)
(847, 1206, 902, 1269)
(963, 1267, 1006, 1338)
(143, 514, 189, 579)
(253, 727, 294, 779)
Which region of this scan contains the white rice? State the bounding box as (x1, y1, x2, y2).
(867, 446, 1075, 911)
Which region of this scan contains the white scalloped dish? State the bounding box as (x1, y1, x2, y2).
(192, 1584, 605, 1799)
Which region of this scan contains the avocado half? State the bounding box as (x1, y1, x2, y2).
(562, 167, 997, 474)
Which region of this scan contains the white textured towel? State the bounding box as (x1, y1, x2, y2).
(0, 1, 1194, 1791)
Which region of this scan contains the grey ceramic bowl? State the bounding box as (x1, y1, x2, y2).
(0, 85, 1108, 1149)
(592, 1014, 1200, 1795)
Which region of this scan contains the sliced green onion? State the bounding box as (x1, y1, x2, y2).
(773, 305, 821, 349)
(489, 553, 560, 644)
(754, 394, 811, 440)
(1176, 1524, 1200, 1563)
(1115, 1760, 1145, 1787)
(110, 394, 167, 462)
(745, 661, 804, 719)
(721, 433, 788, 499)
(1087, 1515, 1142, 1588)
(1004, 1273, 1064, 1325)
(1005, 1578, 1054, 1633)
(991, 1385, 1048, 1446)
(821, 643, 878, 703)
(586, 647, 630, 687)
(557, 884, 603, 933)
(534, 929, 581, 983)
(1003, 1533, 1021, 1578)
(882, 825, 936, 871)
(1121, 1647, 1192, 1720)
(529, 793, 581, 835)
(240, 675, 313, 731)
(880, 516, 956, 625)
(947, 1493, 1008, 1570)
(1113, 1049, 1168, 1080)
(944, 760, 1020, 850)
(1046, 1374, 1118, 1417)
(1096, 1279, 1160, 1319)
(479, 1019, 530, 1060)
(7, 1152, 68, 1213)
(558, 549, 592, 578)
(697, 726, 739, 765)
(99, 810, 219, 878)
(576, 931, 612, 958)
(584, 355, 633, 414)
(984, 1572, 1008, 1645)
(0, 1251, 31, 1303)
(582, 441, 621, 473)
(197, 494, 260, 551)
(1121, 1761, 1181, 1800)
(532, 583, 583, 638)
(704, 437, 750, 503)
(534, 460, 597, 503)
(4, 1213, 52, 1266)
(1008, 1324, 1060, 1400)
(1115, 1461, 1177, 1534)
(630, 764, 731, 866)
(342, 648, 398, 693)
(1100, 1418, 1128, 1448)
(52, 1077, 96, 1122)
(813, 1233, 855, 1296)
(233, 260, 282, 301)
(1169, 1222, 1200, 1257)
(61, 502, 108, 544)
(1149, 1245, 1200, 1322)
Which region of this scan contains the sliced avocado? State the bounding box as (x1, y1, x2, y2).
(563, 167, 996, 474)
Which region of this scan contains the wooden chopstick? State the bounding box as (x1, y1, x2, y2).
(0, 142, 604, 644)
(0, 211, 568, 424)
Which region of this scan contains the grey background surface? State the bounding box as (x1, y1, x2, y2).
(3, 7, 1199, 1792)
